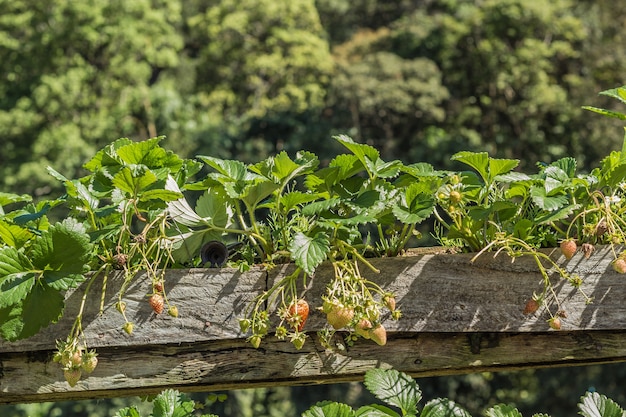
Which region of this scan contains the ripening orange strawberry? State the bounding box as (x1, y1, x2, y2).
(149, 294, 165, 314)
(548, 317, 562, 330)
(288, 299, 309, 332)
(560, 239, 577, 260)
(523, 299, 540, 315)
(613, 258, 626, 274)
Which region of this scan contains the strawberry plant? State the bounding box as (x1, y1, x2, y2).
(112, 368, 626, 417)
(3, 87, 626, 385)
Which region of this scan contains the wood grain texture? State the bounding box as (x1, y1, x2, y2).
(0, 245, 624, 403)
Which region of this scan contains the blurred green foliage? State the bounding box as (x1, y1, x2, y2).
(2, 0, 626, 196)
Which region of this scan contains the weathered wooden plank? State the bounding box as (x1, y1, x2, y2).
(2, 331, 626, 404)
(0, 245, 624, 403)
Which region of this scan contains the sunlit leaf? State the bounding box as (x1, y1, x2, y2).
(578, 392, 626, 417)
(335, 134, 380, 164)
(485, 404, 523, 417)
(451, 151, 489, 183)
(112, 166, 157, 197)
(30, 219, 92, 291)
(364, 369, 421, 415)
(422, 399, 471, 417)
(303, 401, 355, 417)
(0, 220, 34, 248)
(488, 158, 519, 179)
(196, 189, 232, 229)
(289, 232, 330, 275)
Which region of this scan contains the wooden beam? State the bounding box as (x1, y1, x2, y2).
(1, 245, 624, 403)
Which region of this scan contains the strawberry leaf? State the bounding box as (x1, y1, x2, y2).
(599, 86, 626, 105)
(335, 134, 380, 165)
(115, 136, 183, 171)
(451, 151, 489, 184)
(578, 392, 626, 417)
(421, 399, 471, 417)
(196, 189, 232, 228)
(485, 404, 523, 417)
(113, 407, 141, 417)
(151, 389, 196, 417)
(355, 404, 400, 416)
(252, 151, 319, 184)
(30, 219, 92, 291)
(303, 401, 355, 417)
(365, 157, 402, 179)
(289, 232, 330, 276)
(138, 188, 183, 203)
(0, 220, 34, 248)
(0, 272, 35, 309)
(83, 138, 132, 171)
(199, 155, 250, 182)
(0, 281, 65, 341)
(112, 166, 158, 197)
(530, 186, 568, 211)
(274, 191, 321, 214)
(241, 179, 279, 209)
(364, 369, 421, 415)
(0, 192, 31, 216)
(393, 184, 435, 224)
(488, 158, 519, 179)
(0, 248, 36, 309)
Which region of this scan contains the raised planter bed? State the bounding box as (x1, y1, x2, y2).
(1, 245, 624, 404)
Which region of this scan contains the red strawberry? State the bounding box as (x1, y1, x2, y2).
(154, 281, 164, 293)
(523, 299, 540, 315)
(149, 294, 165, 314)
(560, 239, 577, 260)
(326, 305, 355, 329)
(64, 368, 82, 387)
(288, 299, 309, 332)
(369, 324, 387, 346)
(614, 258, 626, 274)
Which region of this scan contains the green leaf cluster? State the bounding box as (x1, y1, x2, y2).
(114, 389, 219, 417)
(0, 196, 92, 341)
(300, 368, 626, 417)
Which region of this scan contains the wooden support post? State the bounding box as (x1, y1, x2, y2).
(1, 245, 624, 404)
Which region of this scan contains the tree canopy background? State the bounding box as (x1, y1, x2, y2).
(1, 0, 626, 416)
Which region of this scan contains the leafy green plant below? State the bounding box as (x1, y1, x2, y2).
(111, 368, 626, 417)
